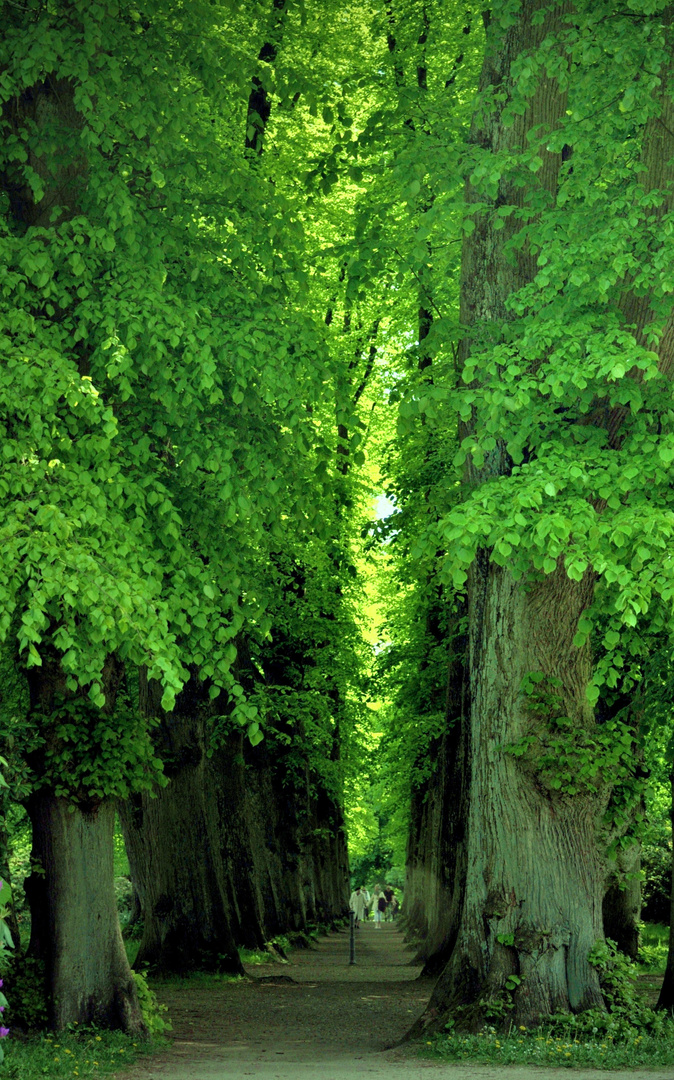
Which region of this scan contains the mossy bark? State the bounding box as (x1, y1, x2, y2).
(25, 795, 145, 1033)
(411, 557, 607, 1033)
(121, 675, 349, 973)
(23, 655, 144, 1033)
(119, 685, 245, 974)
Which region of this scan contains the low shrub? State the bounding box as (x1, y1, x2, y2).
(132, 971, 171, 1036)
(638, 922, 669, 973)
(3, 956, 48, 1033)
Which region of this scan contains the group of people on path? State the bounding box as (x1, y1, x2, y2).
(349, 883, 398, 927)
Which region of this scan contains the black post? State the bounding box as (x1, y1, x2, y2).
(349, 910, 356, 965)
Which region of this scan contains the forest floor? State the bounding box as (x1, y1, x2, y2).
(113, 925, 673, 1080)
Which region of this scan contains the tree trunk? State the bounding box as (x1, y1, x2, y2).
(413, 558, 606, 1032)
(603, 845, 641, 960)
(119, 707, 245, 975)
(303, 785, 350, 926)
(403, 611, 469, 976)
(120, 664, 350, 970)
(416, 711, 470, 978)
(22, 655, 144, 1032)
(401, 780, 427, 942)
(25, 794, 144, 1033)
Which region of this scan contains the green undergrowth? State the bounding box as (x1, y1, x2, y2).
(423, 1025, 674, 1070)
(237, 948, 276, 965)
(1, 1026, 163, 1080)
(426, 936, 674, 1069)
(638, 922, 669, 973)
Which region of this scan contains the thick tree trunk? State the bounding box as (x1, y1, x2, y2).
(416, 713, 470, 978)
(237, 737, 306, 939)
(121, 670, 348, 973)
(23, 655, 144, 1032)
(303, 786, 350, 926)
(403, 612, 469, 975)
(401, 780, 428, 941)
(414, 559, 606, 1032)
(216, 732, 269, 951)
(119, 709, 245, 974)
(25, 795, 144, 1033)
(235, 738, 349, 937)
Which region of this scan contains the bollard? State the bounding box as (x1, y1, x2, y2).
(349, 910, 356, 965)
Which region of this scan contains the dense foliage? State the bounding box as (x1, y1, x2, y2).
(3, 0, 674, 1044)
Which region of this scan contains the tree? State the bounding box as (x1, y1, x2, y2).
(0, 0, 341, 1028)
(407, 0, 674, 1030)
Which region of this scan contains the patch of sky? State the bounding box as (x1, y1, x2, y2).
(373, 494, 397, 520)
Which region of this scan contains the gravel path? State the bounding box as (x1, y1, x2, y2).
(113, 924, 672, 1080)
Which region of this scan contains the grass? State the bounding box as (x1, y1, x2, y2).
(2, 1026, 162, 1080)
(638, 922, 669, 973)
(238, 948, 276, 966)
(424, 1025, 674, 1070)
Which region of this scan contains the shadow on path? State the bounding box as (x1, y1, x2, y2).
(113, 925, 674, 1080)
(114, 923, 435, 1078)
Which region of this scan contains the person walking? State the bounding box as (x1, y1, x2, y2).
(371, 883, 383, 926)
(384, 884, 395, 922)
(349, 885, 368, 928)
(374, 891, 387, 928)
(361, 885, 371, 920)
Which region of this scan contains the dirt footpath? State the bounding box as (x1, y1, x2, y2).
(113, 925, 674, 1080)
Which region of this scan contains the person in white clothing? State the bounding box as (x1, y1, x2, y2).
(371, 883, 385, 928)
(361, 886, 370, 920)
(349, 885, 368, 927)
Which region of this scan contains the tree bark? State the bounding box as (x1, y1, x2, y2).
(119, 681, 245, 974)
(413, 557, 607, 1032)
(22, 655, 144, 1032)
(402, 608, 469, 976)
(25, 795, 145, 1033)
(121, 670, 349, 973)
(603, 852, 640, 961)
(415, 4, 674, 1031)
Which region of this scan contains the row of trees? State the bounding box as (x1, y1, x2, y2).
(5, 0, 674, 1042)
(0, 0, 385, 1032)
